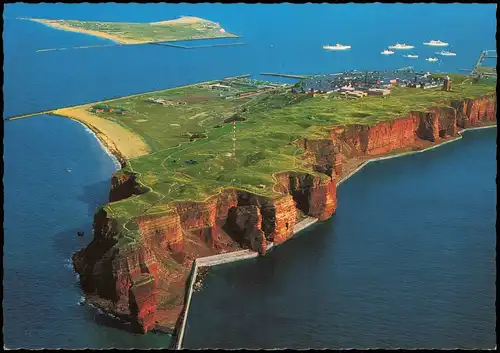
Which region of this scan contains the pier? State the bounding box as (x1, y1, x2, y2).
(222, 74, 252, 81)
(260, 72, 312, 79)
(36, 44, 122, 52)
(151, 42, 245, 49)
(4, 110, 56, 121)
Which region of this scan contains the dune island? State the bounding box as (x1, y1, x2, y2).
(13, 71, 495, 345)
(20, 16, 238, 44)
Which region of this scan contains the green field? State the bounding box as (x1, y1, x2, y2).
(28, 17, 238, 43)
(66, 74, 495, 245)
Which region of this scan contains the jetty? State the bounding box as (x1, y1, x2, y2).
(260, 72, 312, 79)
(36, 43, 122, 52)
(151, 42, 245, 49)
(471, 49, 497, 78)
(222, 74, 252, 80)
(4, 110, 56, 121)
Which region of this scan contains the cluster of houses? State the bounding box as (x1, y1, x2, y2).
(291, 69, 447, 98)
(90, 104, 129, 115)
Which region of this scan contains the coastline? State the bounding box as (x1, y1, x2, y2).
(337, 124, 497, 187)
(173, 123, 497, 350)
(24, 18, 141, 44)
(23, 17, 239, 46)
(51, 106, 150, 161)
(72, 119, 122, 170)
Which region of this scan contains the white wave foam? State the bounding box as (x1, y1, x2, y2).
(64, 256, 73, 268)
(73, 120, 121, 169)
(78, 296, 85, 306)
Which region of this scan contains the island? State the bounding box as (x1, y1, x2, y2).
(20, 16, 238, 44)
(42, 71, 496, 343)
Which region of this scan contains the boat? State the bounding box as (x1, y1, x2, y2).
(388, 43, 414, 50)
(323, 43, 352, 50)
(423, 40, 449, 46)
(381, 49, 395, 55)
(436, 50, 456, 56)
(426, 57, 439, 62)
(404, 54, 419, 58)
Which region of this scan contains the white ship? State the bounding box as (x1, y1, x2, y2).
(381, 49, 395, 55)
(323, 43, 352, 50)
(404, 54, 419, 58)
(426, 57, 439, 62)
(436, 50, 456, 56)
(423, 40, 449, 46)
(388, 43, 414, 50)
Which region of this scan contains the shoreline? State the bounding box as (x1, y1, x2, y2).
(51, 106, 150, 161)
(24, 18, 140, 44)
(337, 124, 497, 187)
(23, 17, 240, 46)
(173, 123, 497, 349)
(72, 119, 122, 169)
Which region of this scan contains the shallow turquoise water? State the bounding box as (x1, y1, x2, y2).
(3, 3, 496, 349)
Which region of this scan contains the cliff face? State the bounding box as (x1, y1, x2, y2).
(136, 213, 183, 252)
(74, 95, 496, 335)
(330, 112, 438, 156)
(108, 172, 147, 202)
(452, 96, 497, 128)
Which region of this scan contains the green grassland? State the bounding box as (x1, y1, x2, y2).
(86, 74, 495, 243)
(37, 17, 237, 43)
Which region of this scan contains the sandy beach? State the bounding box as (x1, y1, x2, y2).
(26, 18, 144, 44)
(150, 16, 207, 26)
(51, 106, 150, 161)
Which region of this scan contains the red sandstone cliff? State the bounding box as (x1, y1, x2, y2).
(73, 94, 496, 336)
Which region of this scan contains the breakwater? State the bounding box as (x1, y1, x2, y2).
(150, 42, 245, 49)
(174, 216, 318, 349)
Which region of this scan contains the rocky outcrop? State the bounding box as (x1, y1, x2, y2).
(109, 171, 147, 202)
(226, 206, 267, 254)
(436, 107, 458, 138)
(285, 173, 336, 222)
(128, 274, 158, 333)
(452, 95, 497, 128)
(270, 195, 297, 244)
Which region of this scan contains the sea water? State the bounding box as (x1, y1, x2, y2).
(3, 3, 496, 349)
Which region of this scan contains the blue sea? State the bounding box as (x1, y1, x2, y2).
(3, 3, 497, 349)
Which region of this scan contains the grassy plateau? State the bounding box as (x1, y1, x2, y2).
(53, 74, 495, 244)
